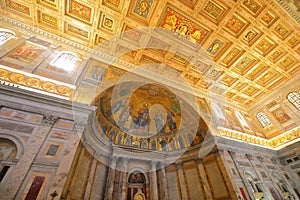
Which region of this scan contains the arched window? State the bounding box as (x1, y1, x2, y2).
(287, 91, 300, 110)
(235, 111, 249, 127)
(49, 51, 77, 71)
(212, 103, 225, 120)
(0, 29, 15, 46)
(256, 112, 272, 128)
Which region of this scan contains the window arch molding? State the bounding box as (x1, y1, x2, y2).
(287, 91, 300, 110)
(0, 28, 16, 46)
(256, 111, 272, 128)
(49, 51, 78, 71)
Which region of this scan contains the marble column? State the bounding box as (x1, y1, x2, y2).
(196, 159, 213, 200)
(119, 158, 129, 200)
(0, 115, 58, 200)
(159, 162, 168, 200)
(150, 161, 158, 200)
(176, 163, 188, 200)
(47, 121, 86, 200)
(104, 156, 118, 200)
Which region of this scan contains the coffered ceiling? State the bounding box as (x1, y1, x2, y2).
(0, 0, 299, 108)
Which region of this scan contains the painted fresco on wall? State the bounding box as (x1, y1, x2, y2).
(7, 42, 45, 64)
(272, 108, 290, 124)
(84, 59, 108, 83)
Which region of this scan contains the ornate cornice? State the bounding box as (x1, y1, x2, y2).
(274, 0, 300, 26)
(218, 126, 300, 150)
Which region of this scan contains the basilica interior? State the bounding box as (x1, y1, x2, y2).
(0, 0, 300, 199)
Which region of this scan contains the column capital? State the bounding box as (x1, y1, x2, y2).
(151, 161, 157, 171)
(42, 115, 59, 125)
(176, 163, 183, 169)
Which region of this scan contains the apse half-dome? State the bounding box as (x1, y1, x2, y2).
(94, 82, 209, 151)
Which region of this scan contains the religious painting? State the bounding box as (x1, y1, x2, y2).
(84, 59, 108, 83)
(134, 0, 153, 18)
(206, 38, 225, 56)
(102, 0, 123, 11)
(272, 108, 290, 124)
(202, 1, 227, 22)
(7, 42, 45, 64)
(5, 0, 30, 15)
(273, 24, 292, 40)
(160, 7, 210, 44)
(254, 37, 276, 56)
(242, 0, 263, 16)
(221, 47, 244, 67)
(66, 23, 89, 39)
(224, 13, 248, 37)
(260, 10, 278, 27)
(66, 0, 92, 23)
(128, 172, 145, 184)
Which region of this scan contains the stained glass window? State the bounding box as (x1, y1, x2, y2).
(0, 29, 15, 45)
(287, 91, 300, 110)
(256, 112, 272, 128)
(50, 51, 77, 71)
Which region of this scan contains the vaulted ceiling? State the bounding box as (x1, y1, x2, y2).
(0, 0, 299, 108)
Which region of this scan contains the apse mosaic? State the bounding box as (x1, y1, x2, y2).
(160, 7, 210, 44)
(95, 82, 207, 151)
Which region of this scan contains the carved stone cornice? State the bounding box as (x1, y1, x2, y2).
(274, 0, 300, 25)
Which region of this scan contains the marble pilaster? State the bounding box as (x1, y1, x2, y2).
(0, 115, 58, 200)
(196, 160, 213, 199)
(158, 163, 168, 200)
(104, 156, 118, 200)
(176, 163, 189, 200)
(150, 161, 158, 200)
(119, 158, 129, 200)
